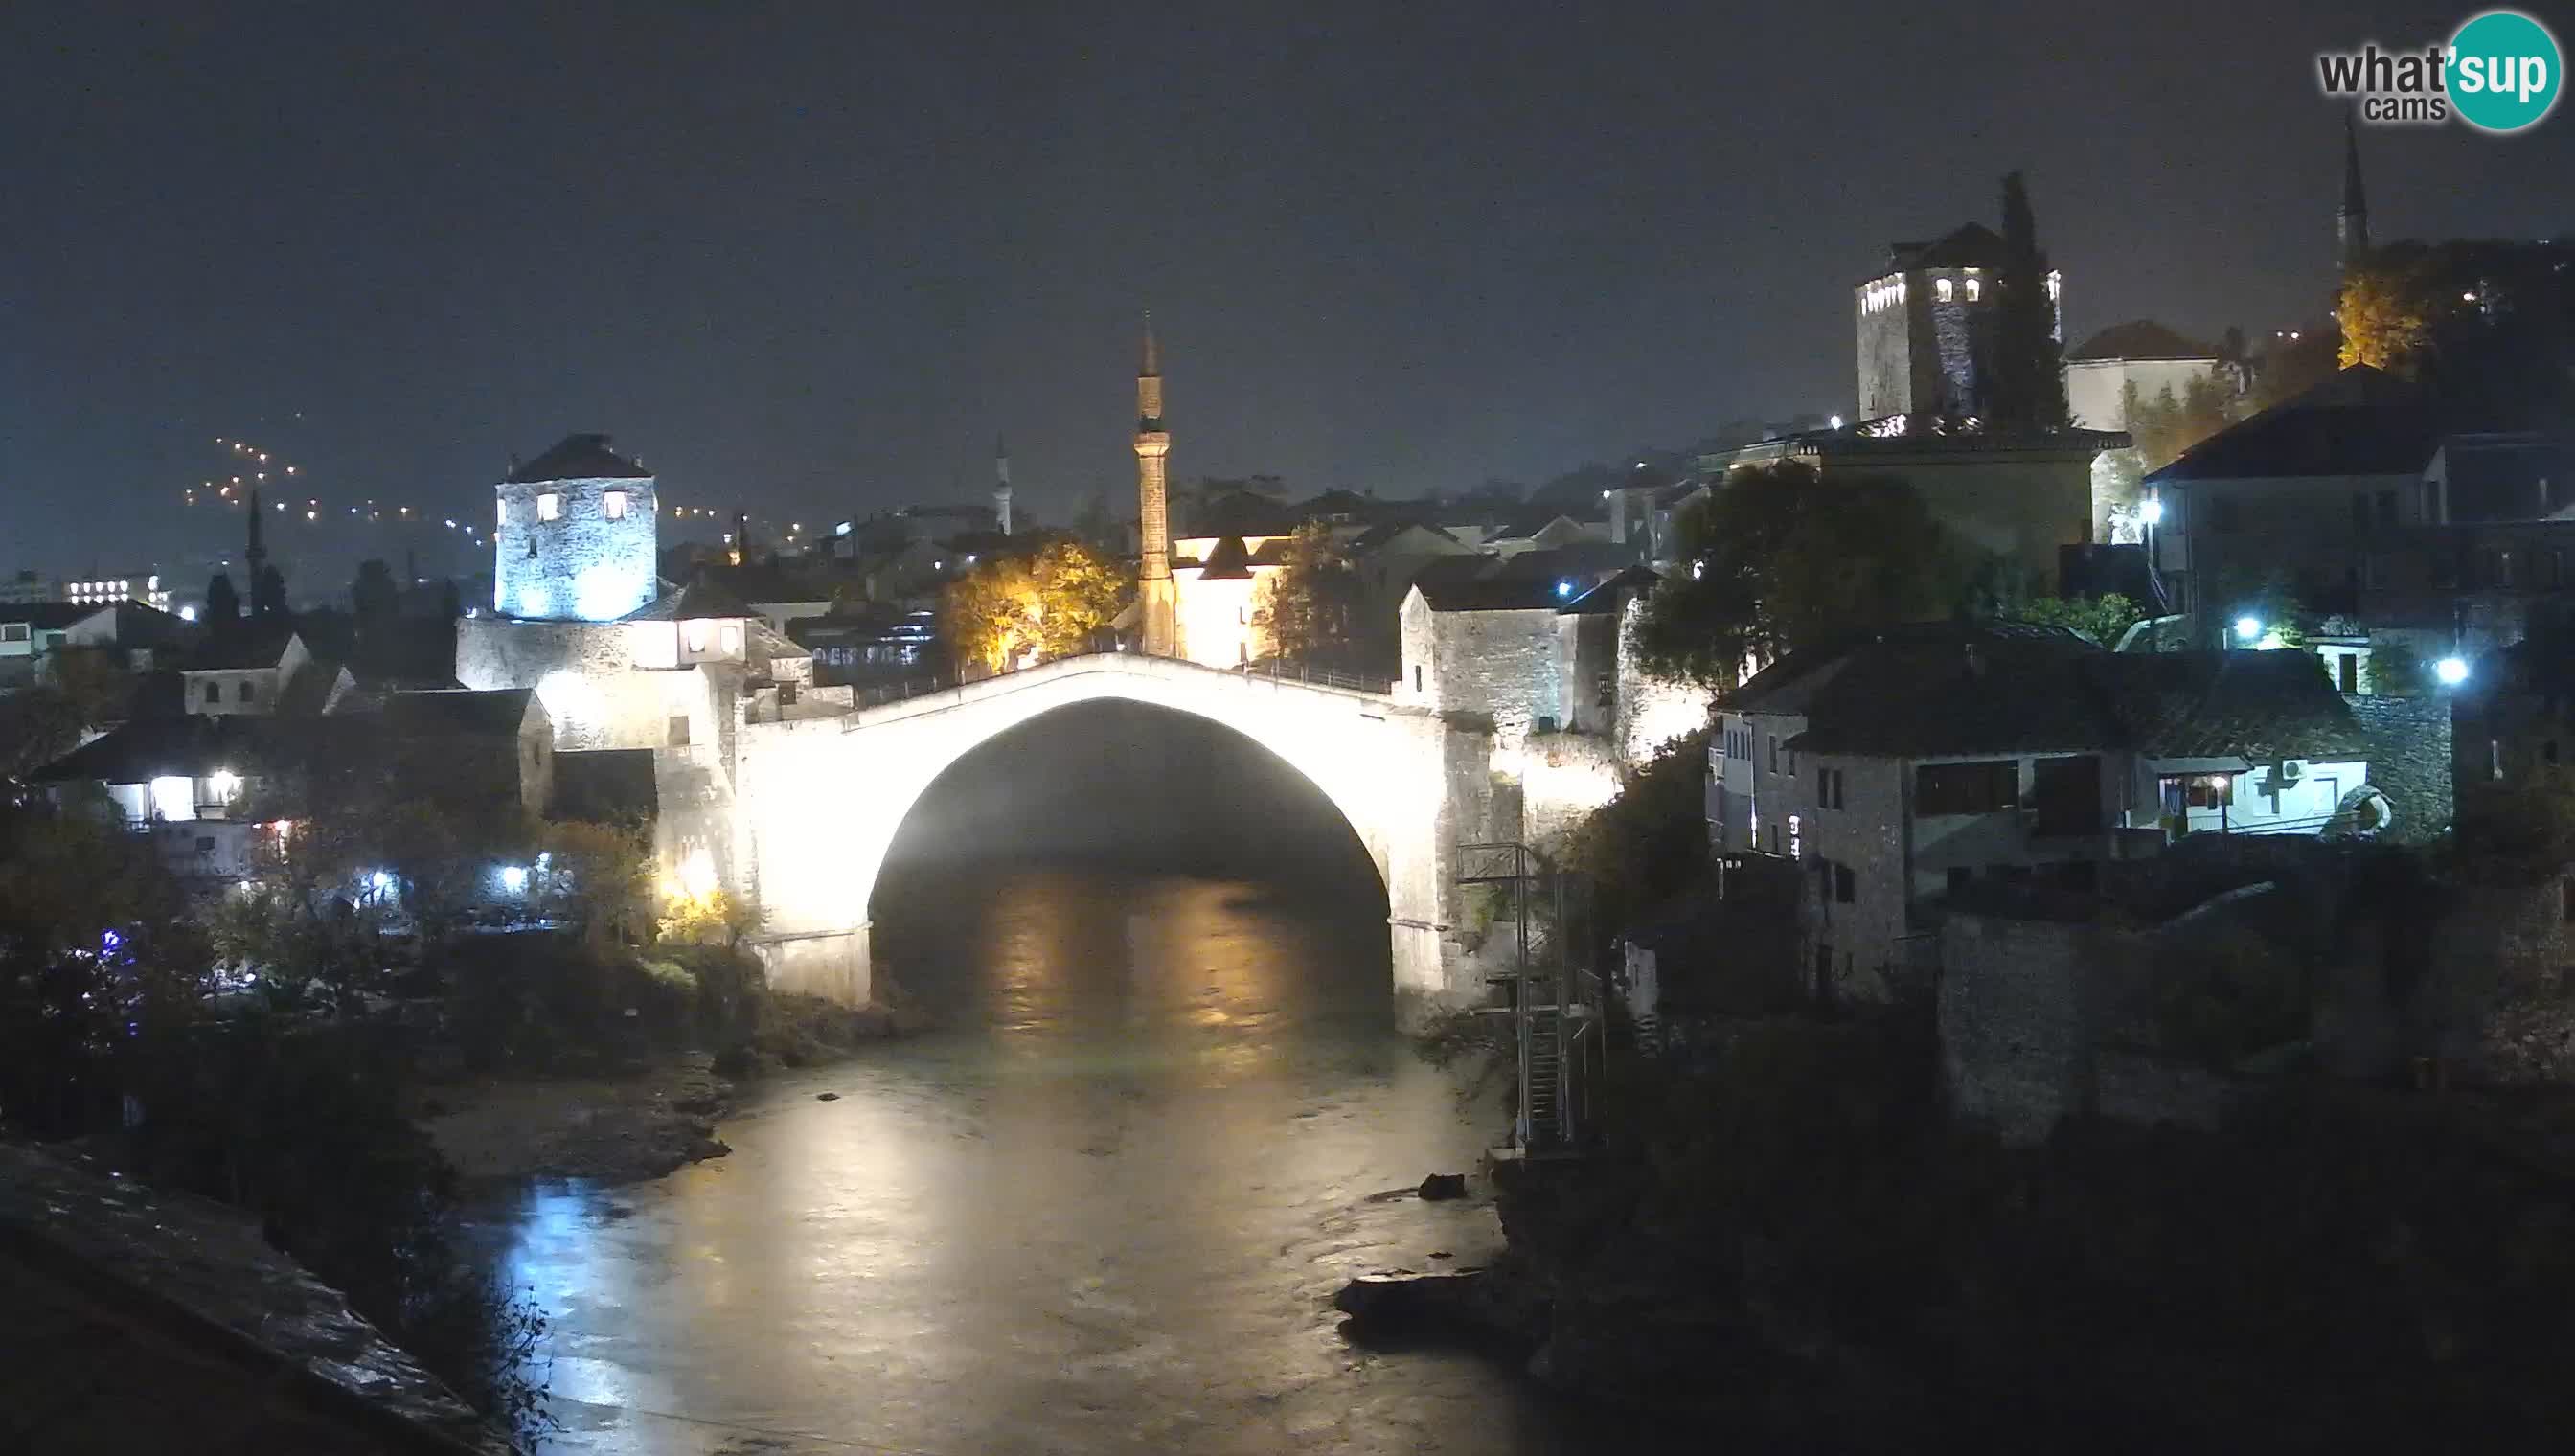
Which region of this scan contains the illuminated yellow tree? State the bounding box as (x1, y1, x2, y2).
(2337, 262, 2431, 372)
(940, 538, 1129, 673)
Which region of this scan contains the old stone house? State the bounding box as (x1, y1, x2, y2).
(1713, 625, 2373, 1004)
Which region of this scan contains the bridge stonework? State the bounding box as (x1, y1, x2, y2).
(724, 654, 1531, 1017)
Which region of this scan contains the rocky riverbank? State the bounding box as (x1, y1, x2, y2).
(420, 1052, 739, 1189)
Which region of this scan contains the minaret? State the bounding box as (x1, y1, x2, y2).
(1133, 314, 1177, 657)
(244, 486, 267, 580)
(992, 433, 1014, 536)
(2338, 113, 2371, 270)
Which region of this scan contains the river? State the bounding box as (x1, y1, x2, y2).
(476, 861, 1608, 1456)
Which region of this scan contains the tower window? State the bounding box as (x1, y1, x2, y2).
(536, 492, 562, 522)
(1936, 278, 1954, 303)
(603, 490, 627, 521)
(1965, 277, 1981, 301)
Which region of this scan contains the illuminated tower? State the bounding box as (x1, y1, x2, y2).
(1133, 316, 1177, 657)
(492, 433, 658, 622)
(2337, 114, 2372, 271)
(993, 433, 1014, 536)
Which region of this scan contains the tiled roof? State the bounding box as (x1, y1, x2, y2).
(1742, 625, 2366, 764)
(2066, 319, 2219, 363)
(0, 603, 98, 630)
(621, 580, 753, 622)
(507, 433, 649, 484)
(1559, 565, 1660, 616)
(180, 624, 299, 671)
(2146, 367, 2437, 483)
(1196, 535, 1256, 580)
(376, 688, 536, 739)
(1349, 519, 1460, 555)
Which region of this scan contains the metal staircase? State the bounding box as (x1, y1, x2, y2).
(1457, 841, 1602, 1157)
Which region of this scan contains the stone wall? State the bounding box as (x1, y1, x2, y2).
(455, 617, 669, 751)
(2421, 876, 2575, 1084)
(1411, 602, 1564, 741)
(2343, 692, 2451, 842)
(492, 474, 658, 622)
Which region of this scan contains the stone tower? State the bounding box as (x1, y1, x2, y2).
(993, 433, 1014, 536)
(2338, 114, 2372, 271)
(492, 433, 658, 622)
(1133, 317, 1177, 656)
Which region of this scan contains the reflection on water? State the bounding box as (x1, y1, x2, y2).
(479, 866, 1605, 1455)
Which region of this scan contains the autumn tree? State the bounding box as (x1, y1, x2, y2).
(2337, 259, 2433, 372)
(939, 537, 1128, 673)
(1252, 520, 1363, 666)
(2002, 592, 2145, 648)
(1632, 462, 1961, 687)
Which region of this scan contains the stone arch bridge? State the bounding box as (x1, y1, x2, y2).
(722, 652, 1579, 1013)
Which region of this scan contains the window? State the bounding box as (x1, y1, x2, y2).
(2160, 773, 2235, 808)
(1767, 736, 1777, 774)
(1935, 277, 1954, 302)
(2377, 490, 2398, 527)
(1815, 767, 1845, 808)
(0, 623, 25, 644)
(1834, 863, 1855, 904)
(1788, 814, 1802, 860)
(604, 489, 628, 521)
(720, 625, 741, 655)
(684, 620, 710, 653)
(1965, 277, 1981, 302)
(668, 715, 691, 747)
(2338, 652, 2359, 694)
(1413, 666, 1424, 692)
(536, 492, 562, 522)
(204, 680, 222, 703)
(239, 681, 257, 703)
(1915, 760, 2019, 816)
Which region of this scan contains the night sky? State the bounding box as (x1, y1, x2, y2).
(4, 0, 2568, 578)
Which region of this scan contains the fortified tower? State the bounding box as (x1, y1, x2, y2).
(1133, 317, 1177, 657)
(492, 433, 658, 623)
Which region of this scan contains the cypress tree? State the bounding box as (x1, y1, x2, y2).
(1993, 171, 2070, 430)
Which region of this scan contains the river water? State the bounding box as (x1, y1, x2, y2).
(479, 863, 1605, 1456)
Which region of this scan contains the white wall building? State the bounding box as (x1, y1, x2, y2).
(2062, 320, 2227, 433)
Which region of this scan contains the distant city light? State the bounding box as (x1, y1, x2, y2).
(1829, 414, 1844, 430)
(178, 605, 198, 622)
(2140, 497, 2165, 525)
(1556, 578, 1576, 599)
(2436, 655, 2471, 686)
(2234, 616, 2263, 642)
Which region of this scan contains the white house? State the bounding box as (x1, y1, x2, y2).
(2062, 320, 2228, 433)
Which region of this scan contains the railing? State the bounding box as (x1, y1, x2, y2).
(839, 648, 1393, 711)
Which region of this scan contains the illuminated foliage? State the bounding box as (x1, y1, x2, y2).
(940, 537, 1130, 673)
(2337, 261, 2433, 372)
(1252, 520, 1363, 665)
(2122, 375, 2236, 472)
(2002, 592, 2144, 648)
(657, 885, 763, 948)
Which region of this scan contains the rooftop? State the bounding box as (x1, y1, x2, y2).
(506, 433, 650, 485)
(2146, 366, 2437, 483)
(2066, 319, 2221, 363)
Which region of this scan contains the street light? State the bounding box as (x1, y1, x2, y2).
(2435, 655, 2471, 686)
(2140, 497, 2164, 526)
(2234, 616, 2263, 643)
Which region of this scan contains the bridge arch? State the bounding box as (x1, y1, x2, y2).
(730, 654, 1471, 1011)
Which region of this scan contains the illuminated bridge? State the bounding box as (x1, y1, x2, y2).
(728, 651, 1519, 1014)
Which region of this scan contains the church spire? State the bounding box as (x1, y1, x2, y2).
(245, 485, 266, 577)
(2338, 113, 2371, 269)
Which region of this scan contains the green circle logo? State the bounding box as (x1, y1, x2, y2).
(2448, 10, 2562, 132)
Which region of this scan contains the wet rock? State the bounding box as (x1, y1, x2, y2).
(816, 1091, 841, 1102)
(1428, 1249, 1453, 1260)
(1333, 1269, 1488, 1324)
(1418, 1172, 1468, 1201)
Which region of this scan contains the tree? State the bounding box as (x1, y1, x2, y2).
(2003, 592, 2144, 648)
(1632, 462, 1960, 687)
(2337, 259, 2434, 372)
(657, 886, 763, 948)
(252, 562, 288, 620)
(1252, 520, 1363, 665)
(0, 688, 86, 788)
(1989, 171, 2069, 429)
(2124, 375, 2236, 471)
(939, 538, 1128, 673)
(351, 558, 399, 634)
(205, 571, 240, 625)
